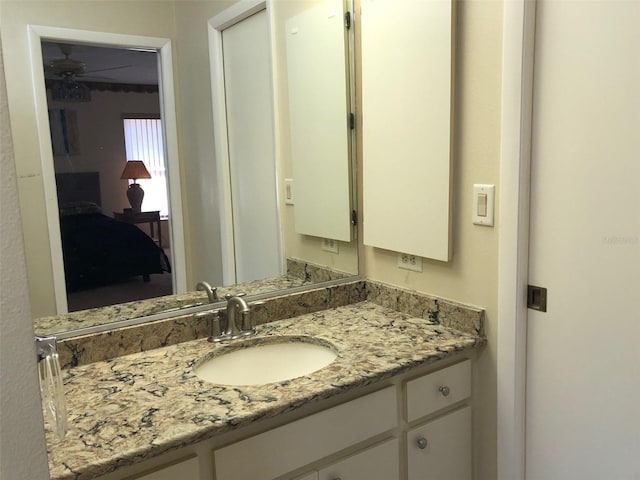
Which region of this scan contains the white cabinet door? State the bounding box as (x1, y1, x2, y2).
(129, 456, 199, 480)
(317, 438, 399, 480)
(361, 0, 454, 262)
(407, 407, 471, 480)
(296, 440, 399, 480)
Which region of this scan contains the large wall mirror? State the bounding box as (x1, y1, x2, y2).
(0, 0, 357, 337)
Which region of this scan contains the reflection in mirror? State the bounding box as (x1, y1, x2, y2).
(1, 0, 358, 338)
(283, 0, 354, 242)
(269, 0, 358, 274)
(41, 42, 175, 312)
(211, 0, 357, 289)
(213, 6, 283, 285)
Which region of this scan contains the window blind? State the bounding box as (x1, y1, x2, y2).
(123, 118, 168, 216)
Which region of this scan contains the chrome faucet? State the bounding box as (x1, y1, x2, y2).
(203, 293, 261, 342)
(201, 293, 264, 343)
(196, 281, 218, 303)
(224, 293, 251, 337)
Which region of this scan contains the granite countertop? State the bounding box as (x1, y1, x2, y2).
(47, 301, 484, 480)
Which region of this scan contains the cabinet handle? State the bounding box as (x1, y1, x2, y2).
(438, 385, 450, 396)
(417, 437, 428, 449)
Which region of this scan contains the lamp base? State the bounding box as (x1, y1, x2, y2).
(126, 183, 144, 213)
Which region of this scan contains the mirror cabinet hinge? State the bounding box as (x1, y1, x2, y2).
(349, 113, 355, 130)
(351, 210, 358, 226)
(345, 11, 352, 29)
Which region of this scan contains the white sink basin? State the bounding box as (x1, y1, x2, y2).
(194, 337, 337, 386)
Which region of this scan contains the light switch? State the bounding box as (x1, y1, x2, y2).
(473, 184, 495, 226)
(477, 194, 488, 217)
(284, 178, 294, 205)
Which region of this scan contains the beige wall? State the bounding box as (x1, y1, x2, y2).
(271, 0, 358, 276)
(0, 38, 50, 480)
(358, 1, 503, 478)
(172, 1, 235, 289)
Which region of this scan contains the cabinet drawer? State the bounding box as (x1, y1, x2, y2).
(214, 386, 397, 480)
(405, 360, 470, 422)
(318, 438, 400, 480)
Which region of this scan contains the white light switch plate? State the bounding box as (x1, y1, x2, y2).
(473, 184, 495, 226)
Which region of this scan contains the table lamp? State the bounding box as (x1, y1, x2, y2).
(120, 160, 151, 213)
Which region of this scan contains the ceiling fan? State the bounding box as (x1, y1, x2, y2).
(45, 43, 134, 81)
(44, 43, 133, 102)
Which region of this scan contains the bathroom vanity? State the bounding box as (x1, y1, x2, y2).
(44, 282, 484, 480)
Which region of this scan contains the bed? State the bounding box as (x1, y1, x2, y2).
(56, 172, 171, 291)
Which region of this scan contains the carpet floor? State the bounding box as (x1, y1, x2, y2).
(66, 248, 174, 312)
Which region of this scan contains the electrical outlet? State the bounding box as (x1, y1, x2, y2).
(398, 253, 423, 272)
(321, 238, 339, 254)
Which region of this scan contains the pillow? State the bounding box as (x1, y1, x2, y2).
(59, 201, 103, 217)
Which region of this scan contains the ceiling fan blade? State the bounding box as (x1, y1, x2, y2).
(81, 75, 119, 82)
(83, 65, 133, 75)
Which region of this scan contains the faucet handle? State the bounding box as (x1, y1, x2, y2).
(224, 292, 247, 301)
(196, 310, 226, 342)
(210, 311, 223, 338)
(239, 310, 255, 336)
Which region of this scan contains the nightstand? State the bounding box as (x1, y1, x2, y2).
(114, 210, 162, 247)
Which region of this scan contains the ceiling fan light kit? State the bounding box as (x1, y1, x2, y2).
(45, 44, 91, 102)
(51, 79, 92, 102)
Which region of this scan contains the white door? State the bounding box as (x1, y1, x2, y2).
(526, 1, 640, 479)
(222, 9, 282, 283)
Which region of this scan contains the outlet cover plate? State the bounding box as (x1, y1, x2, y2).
(321, 238, 339, 254)
(398, 253, 423, 272)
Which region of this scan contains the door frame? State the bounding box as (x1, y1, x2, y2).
(27, 25, 187, 312)
(496, 1, 536, 479)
